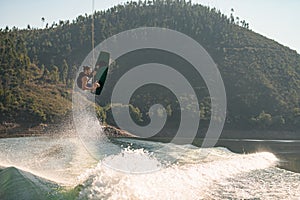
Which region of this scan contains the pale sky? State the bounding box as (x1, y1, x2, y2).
(0, 0, 299, 53)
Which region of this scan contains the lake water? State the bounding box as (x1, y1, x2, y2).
(215, 138, 300, 173)
(0, 135, 299, 199)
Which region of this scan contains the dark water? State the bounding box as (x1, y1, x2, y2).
(124, 136, 300, 173)
(214, 139, 300, 173)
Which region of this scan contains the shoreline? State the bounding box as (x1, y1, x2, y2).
(0, 123, 135, 139)
(0, 122, 298, 140)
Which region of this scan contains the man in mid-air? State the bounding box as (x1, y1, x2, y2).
(77, 66, 100, 92)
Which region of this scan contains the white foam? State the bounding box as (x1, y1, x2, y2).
(78, 149, 279, 200)
(102, 147, 162, 173)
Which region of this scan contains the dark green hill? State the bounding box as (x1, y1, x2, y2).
(0, 0, 299, 131)
(0, 31, 72, 125)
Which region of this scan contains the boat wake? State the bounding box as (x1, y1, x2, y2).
(0, 136, 299, 199)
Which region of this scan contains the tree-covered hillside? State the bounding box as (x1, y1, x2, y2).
(0, 0, 299, 130)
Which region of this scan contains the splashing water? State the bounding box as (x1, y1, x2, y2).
(0, 136, 300, 199)
(0, 136, 96, 186)
(102, 147, 162, 173)
(76, 144, 299, 200)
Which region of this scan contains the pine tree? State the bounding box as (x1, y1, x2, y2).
(60, 59, 69, 84)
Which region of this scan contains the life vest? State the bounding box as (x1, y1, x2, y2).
(77, 72, 92, 89)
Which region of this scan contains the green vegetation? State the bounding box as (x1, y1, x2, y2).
(0, 31, 72, 124)
(0, 0, 299, 130)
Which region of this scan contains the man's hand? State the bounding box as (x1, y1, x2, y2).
(92, 82, 100, 91)
(95, 82, 100, 88)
